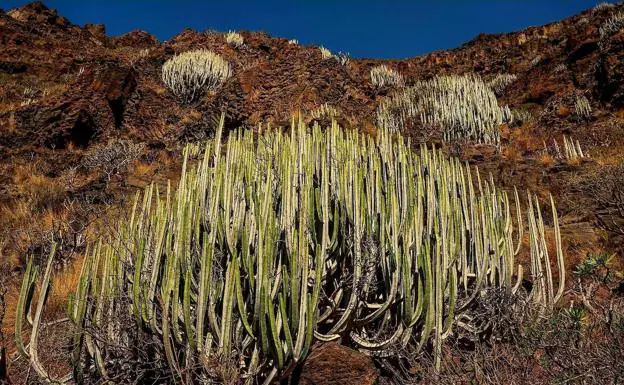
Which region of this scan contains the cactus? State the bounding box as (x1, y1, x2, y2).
(574, 94, 592, 120)
(319, 46, 333, 60)
(600, 11, 624, 41)
(370, 65, 404, 88)
(545, 136, 588, 161)
(309, 103, 340, 120)
(487, 73, 518, 96)
(16, 117, 565, 382)
(377, 73, 511, 145)
(225, 31, 244, 48)
(14, 242, 73, 384)
(162, 49, 232, 103)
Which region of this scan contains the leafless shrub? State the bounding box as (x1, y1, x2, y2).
(383, 282, 624, 385)
(81, 139, 145, 180)
(75, 280, 242, 384)
(573, 162, 624, 235)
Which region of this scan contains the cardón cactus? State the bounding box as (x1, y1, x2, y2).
(15, 117, 565, 383)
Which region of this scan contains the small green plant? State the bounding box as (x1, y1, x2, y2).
(562, 305, 587, 327)
(573, 253, 613, 277)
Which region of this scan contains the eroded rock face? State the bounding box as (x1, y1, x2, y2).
(298, 342, 378, 385)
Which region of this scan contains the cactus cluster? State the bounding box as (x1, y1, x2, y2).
(370, 65, 404, 89)
(574, 94, 592, 120)
(377, 74, 512, 145)
(162, 49, 232, 103)
(593, 2, 615, 12)
(319, 46, 333, 60)
(309, 103, 340, 120)
(225, 31, 244, 48)
(487, 73, 518, 96)
(600, 11, 624, 42)
(511, 108, 533, 127)
(16, 118, 564, 383)
(547, 136, 588, 160)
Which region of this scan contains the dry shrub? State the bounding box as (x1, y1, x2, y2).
(378, 285, 624, 385)
(73, 290, 241, 385)
(573, 162, 624, 236)
(81, 138, 145, 180)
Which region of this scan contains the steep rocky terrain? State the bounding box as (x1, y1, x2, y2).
(1, 2, 624, 383)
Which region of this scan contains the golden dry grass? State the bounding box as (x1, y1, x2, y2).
(538, 154, 555, 167)
(180, 109, 203, 125)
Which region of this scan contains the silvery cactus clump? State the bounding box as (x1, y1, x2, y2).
(487, 73, 518, 96)
(370, 65, 404, 89)
(377, 74, 512, 145)
(319, 46, 333, 60)
(162, 49, 232, 103)
(225, 31, 244, 48)
(16, 117, 565, 383)
(309, 103, 339, 120)
(574, 94, 592, 120)
(547, 135, 588, 160)
(600, 11, 624, 42)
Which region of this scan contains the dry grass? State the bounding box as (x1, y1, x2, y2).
(11, 163, 66, 211)
(567, 157, 581, 167)
(0, 102, 18, 115)
(538, 153, 555, 167)
(132, 160, 157, 178)
(180, 109, 203, 125)
(46, 255, 84, 316)
(503, 145, 521, 163)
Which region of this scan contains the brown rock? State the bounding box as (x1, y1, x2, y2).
(84, 23, 106, 40)
(298, 342, 378, 385)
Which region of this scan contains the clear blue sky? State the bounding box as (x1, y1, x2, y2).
(4, 1, 606, 58)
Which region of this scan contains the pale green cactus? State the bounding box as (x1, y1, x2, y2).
(16, 117, 565, 382)
(376, 73, 511, 145)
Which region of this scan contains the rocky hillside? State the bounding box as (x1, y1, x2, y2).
(1, 2, 624, 383)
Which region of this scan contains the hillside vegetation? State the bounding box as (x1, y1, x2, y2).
(1, 2, 624, 384)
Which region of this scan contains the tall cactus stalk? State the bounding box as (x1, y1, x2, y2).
(16, 117, 565, 382)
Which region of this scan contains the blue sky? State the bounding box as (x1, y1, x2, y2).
(4, 1, 606, 58)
